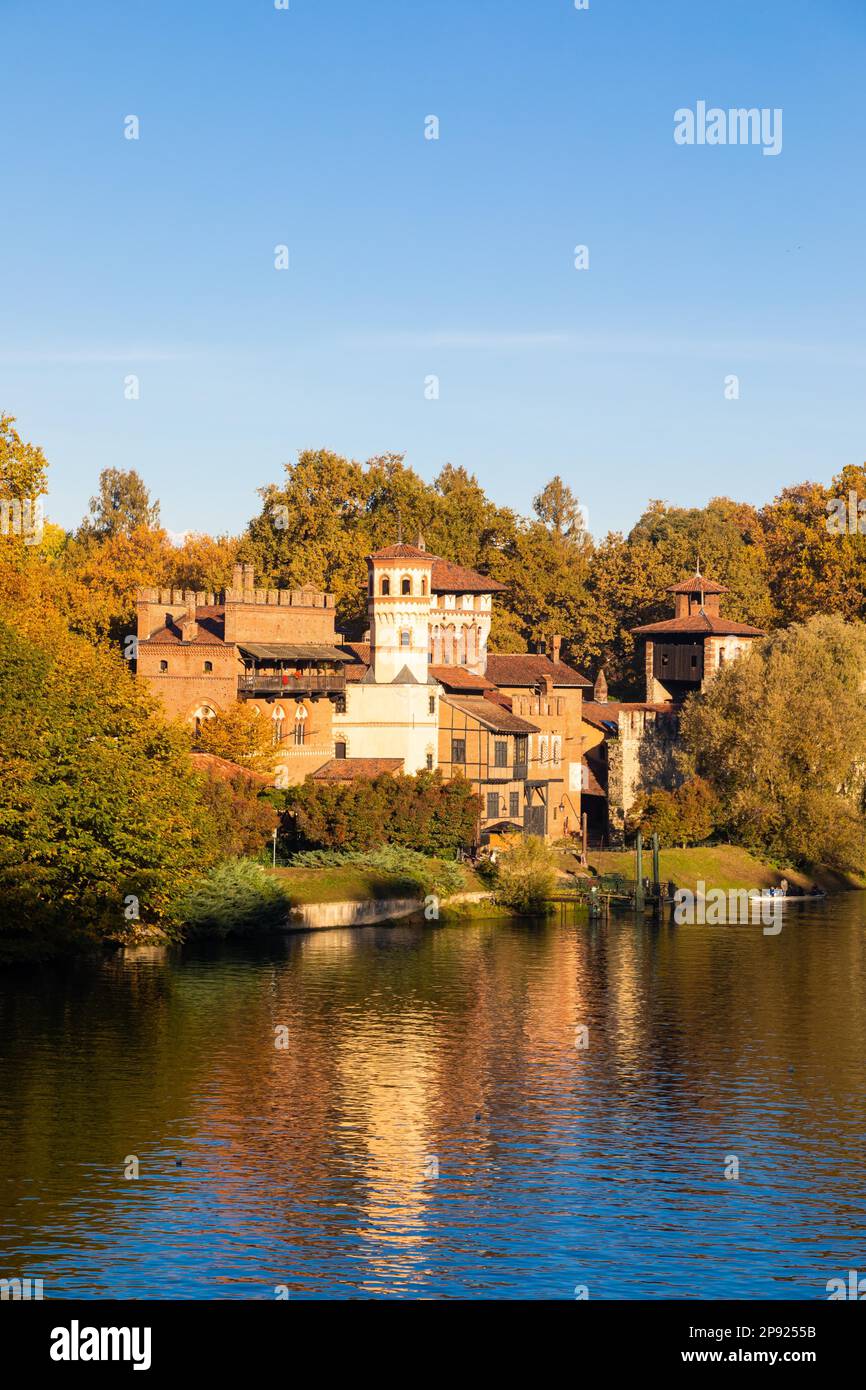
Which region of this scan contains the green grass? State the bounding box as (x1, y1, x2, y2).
(554, 844, 864, 894)
(271, 864, 488, 905)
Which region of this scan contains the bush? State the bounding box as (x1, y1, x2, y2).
(181, 860, 290, 937)
(493, 836, 557, 912)
(288, 846, 465, 898)
(282, 770, 479, 855)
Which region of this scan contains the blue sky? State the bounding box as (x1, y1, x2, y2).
(1, 0, 864, 539)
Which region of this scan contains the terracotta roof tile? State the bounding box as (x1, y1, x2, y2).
(429, 665, 495, 692)
(666, 574, 728, 595)
(484, 653, 591, 687)
(444, 696, 539, 734)
(632, 614, 765, 637)
(311, 758, 403, 780)
(430, 556, 508, 593)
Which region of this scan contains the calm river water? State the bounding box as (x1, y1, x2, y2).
(2, 899, 865, 1299)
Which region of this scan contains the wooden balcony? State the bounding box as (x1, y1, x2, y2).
(238, 672, 346, 697)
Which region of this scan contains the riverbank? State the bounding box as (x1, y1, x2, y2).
(560, 844, 866, 894)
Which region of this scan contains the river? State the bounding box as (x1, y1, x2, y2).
(2, 898, 865, 1299)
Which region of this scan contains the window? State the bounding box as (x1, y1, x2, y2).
(718, 647, 726, 666)
(294, 704, 307, 746)
(426, 753, 433, 770)
(401, 576, 411, 595)
(381, 576, 390, 596)
(552, 737, 561, 767)
(429, 695, 436, 714)
(486, 792, 499, 821)
(509, 791, 520, 819)
(192, 705, 216, 739)
(421, 578, 427, 595)
(273, 706, 285, 746)
(452, 738, 466, 764)
(400, 630, 411, 648)
(203, 660, 213, 673)
(494, 740, 508, 767)
(538, 736, 549, 764)
(159, 660, 168, 672)
(335, 740, 347, 759)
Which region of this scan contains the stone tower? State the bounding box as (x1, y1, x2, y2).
(367, 542, 433, 684)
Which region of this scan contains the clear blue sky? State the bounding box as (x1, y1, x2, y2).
(2, 0, 864, 540)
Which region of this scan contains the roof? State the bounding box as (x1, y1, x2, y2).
(143, 607, 225, 645)
(430, 556, 508, 594)
(369, 544, 431, 561)
(429, 665, 495, 692)
(667, 573, 728, 595)
(582, 700, 675, 732)
(484, 653, 591, 688)
(311, 758, 403, 781)
(190, 752, 272, 786)
(445, 696, 539, 735)
(631, 614, 765, 637)
(238, 643, 352, 662)
(581, 758, 606, 798)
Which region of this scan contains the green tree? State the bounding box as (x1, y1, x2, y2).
(80, 467, 160, 539)
(0, 615, 215, 946)
(680, 615, 866, 871)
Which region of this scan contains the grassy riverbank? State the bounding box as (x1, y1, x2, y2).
(271, 863, 489, 905)
(559, 844, 865, 894)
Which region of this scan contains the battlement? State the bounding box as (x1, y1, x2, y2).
(136, 586, 335, 609)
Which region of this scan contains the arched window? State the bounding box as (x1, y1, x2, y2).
(400, 630, 411, 648)
(192, 705, 216, 739)
(381, 576, 390, 596)
(421, 578, 427, 596)
(294, 704, 308, 746)
(272, 705, 286, 746)
(401, 576, 411, 595)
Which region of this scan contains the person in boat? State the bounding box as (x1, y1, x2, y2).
(780, 878, 788, 897)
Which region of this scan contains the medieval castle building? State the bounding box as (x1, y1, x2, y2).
(135, 555, 762, 846)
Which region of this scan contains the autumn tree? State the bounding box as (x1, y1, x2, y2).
(195, 702, 275, 773)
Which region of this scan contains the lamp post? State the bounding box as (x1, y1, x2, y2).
(272, 828, 278, 869)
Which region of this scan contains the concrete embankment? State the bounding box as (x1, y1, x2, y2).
(286, 890, 496, 931)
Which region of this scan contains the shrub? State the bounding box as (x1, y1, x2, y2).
(631, 776, 720, 848)
(181, 860, 290, 937)
(493, 836, 557, 912)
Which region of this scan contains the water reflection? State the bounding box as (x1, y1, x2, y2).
(1, 901, 865, 1298)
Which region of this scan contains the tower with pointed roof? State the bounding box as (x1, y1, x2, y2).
(632, 569, 765, 703)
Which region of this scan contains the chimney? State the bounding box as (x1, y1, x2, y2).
(184, 597, 198, 642)
(537, 638, 547, 656)
(416, 532, 426, 551)
(551, 634, 562, 664)
(242, 563, 255, 592)
(594, 668, 608, 704)
(231, 563, 243, 592)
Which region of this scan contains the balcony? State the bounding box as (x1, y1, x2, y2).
(238, 672, 346, 697)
